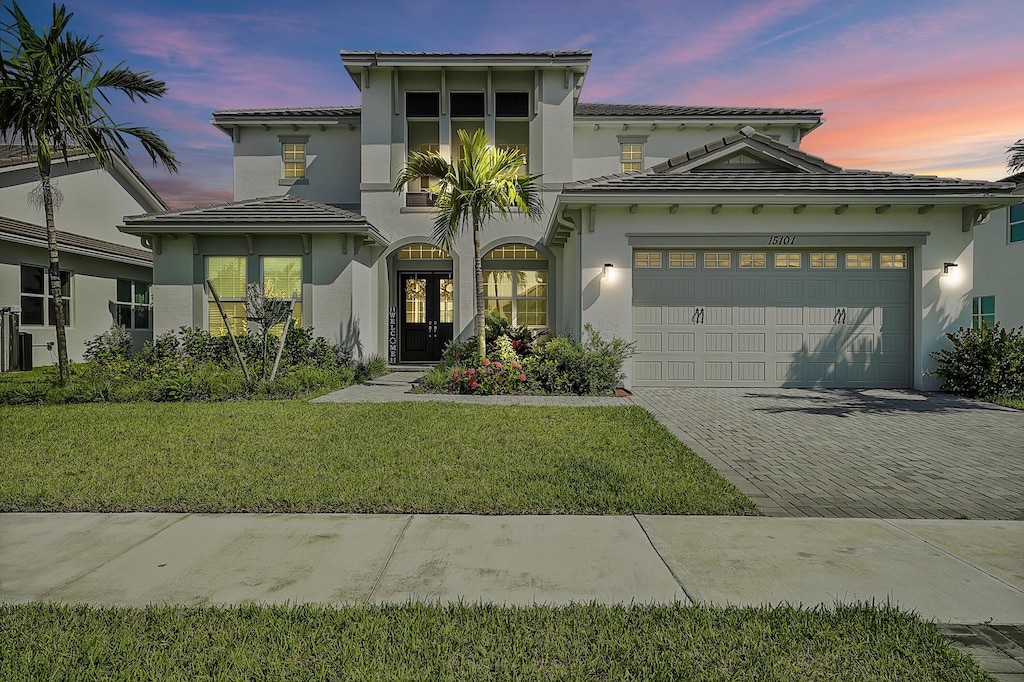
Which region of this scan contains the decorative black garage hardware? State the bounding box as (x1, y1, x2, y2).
(832, 308, 848, 324)
(691, 307, 706, 325)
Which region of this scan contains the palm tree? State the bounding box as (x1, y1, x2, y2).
(1009, 139, 1024, 174)
(0, 2, 178, 384)
(394, 128, 542, 361)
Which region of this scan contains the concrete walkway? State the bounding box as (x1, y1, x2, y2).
(3, 514, 1022, 624)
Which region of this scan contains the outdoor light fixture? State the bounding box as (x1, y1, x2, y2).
(943, 262, 958, 274)
(603, 263, 614, 278)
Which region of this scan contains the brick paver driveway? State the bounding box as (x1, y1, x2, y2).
(631, 388, 1024, 519)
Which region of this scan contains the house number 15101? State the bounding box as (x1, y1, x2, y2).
(767, 235, 796, 245)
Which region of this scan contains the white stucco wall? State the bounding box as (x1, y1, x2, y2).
(572, 124, 801, 180)
(0, 157, 157, 249)
(0, 242, 152, 365)
(575, 203, 971, 390)
(973, 203, 1024, 328)
(232, 125, 361, 204)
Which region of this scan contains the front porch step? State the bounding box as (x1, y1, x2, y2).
(387, 364, 436, 373)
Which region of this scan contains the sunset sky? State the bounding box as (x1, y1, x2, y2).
(12, 0, 1023, 209)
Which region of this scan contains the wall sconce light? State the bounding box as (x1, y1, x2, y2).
(943, 262, 958, 274)
(603, 263, 614, 277)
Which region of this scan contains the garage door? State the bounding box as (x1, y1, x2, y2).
(631, 249, 912, 387)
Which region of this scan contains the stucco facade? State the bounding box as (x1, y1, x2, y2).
(122, 50, 1018, 390)
(1, 150, 165, 366)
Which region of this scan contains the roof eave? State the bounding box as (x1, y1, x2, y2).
(119, 222, 390, 246)
(1, 231, 152, 267)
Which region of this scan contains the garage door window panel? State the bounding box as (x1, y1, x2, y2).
(669, 252, 695, 268)
(811, 253, 838, 268)
(739, 253, 765, 268)
(704, 252, 731, 268)
(845, 253, 873, 269)
(879, 253, 907, 269)
(635, 252, 662, 268)
(775, 253, 801, 268)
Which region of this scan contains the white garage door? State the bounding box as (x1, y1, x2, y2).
(631, 249, 912, 387)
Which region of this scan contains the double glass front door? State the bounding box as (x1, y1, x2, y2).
(400, 272, 453, 362)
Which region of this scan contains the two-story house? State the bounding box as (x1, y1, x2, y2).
(121, 50, 1019, 389)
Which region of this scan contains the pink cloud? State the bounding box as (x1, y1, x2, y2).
(144, 175, 233, 210)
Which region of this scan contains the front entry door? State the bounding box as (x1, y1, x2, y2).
(400, 272, 453, 362)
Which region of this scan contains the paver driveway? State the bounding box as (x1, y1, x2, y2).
(630, 388, 1024, 520)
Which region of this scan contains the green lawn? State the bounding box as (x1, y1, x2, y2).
(994, 396, 1024, 410)
(0, 402, 756, 514)
(0, 602, 989, 681)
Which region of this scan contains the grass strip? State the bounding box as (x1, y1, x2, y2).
(0, 402, 756, 515)
(0, 602, 989, 681)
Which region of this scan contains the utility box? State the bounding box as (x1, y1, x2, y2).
(18, 332, 32, 371)
(0, 306, 20, 372)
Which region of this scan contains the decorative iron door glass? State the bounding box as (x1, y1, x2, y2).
(400, 273, 453, 362)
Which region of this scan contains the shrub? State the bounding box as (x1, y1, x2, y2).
(83, 325, 133, 364)
(929, 323, 1024, 399)
(354, 355, 389, 381)
(442, 356, 529, 395)
(525, 324, 635, 396)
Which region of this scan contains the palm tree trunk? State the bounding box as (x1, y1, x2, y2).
(474, 217, 486, 362)
(41, 167, 70, 386)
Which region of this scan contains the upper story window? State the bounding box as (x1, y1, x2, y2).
(116, 279, 151, 330)
(618, 135, 647, 173)
(1010, 204, 1024, 243)
(20, 264, 71, 326)
(278, 135, 309, 185)
(283, 144, 305, 177)
(621, 143, 643, 173)
(407, 92, 439, 118)
(450, 92, 485, 118)
(495, 92, 529, 118)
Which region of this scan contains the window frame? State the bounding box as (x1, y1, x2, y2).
(739, 252, 766, 269)
(810, 252, 838, 269)
(845, 252, 873, 270)
(634, 251, 662, 268)
(774, 253, 801, 269)
(278, 134, 309, 185)
(482, 245, 549, 329)
(972, 295, 996, 329)
(704, 252, 732, 269)
(116, 279, 151, 330)
(20, 264, 72, 327)
(1009, 204, 1024, 243)
(261, 255, 303, 334)
(668, 252, 696, 268)
(206, 255, 248, 337)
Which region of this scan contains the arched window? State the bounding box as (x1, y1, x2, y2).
(398, 244, 451, 259)
(482, 244, 548, 328)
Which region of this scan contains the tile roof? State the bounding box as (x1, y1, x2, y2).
(123, 195, 389, 244)
(0, 215, 151, 264)
(564, 128, 1015, 196)
(998, 170, 1024, 188)
(340, 50, 592, 58)
(564, 169, 1016, 194)
(576, 103, 823, 118)
(212, 106, 361, 118)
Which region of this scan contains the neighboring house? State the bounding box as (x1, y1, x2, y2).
(120, 50, 1019, 389)
(0, 146, 166, 366)
(972, 171, 1024, 329)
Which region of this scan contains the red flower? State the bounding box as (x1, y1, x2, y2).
(470, 379, 478, 389)
(481, 358, 491, 366)
(494, 362, 503, 370)
(518, 373, 527, 381)
(452, 370, 459, 379)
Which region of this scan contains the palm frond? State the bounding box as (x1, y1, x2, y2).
(1009, 139, 1024, 174)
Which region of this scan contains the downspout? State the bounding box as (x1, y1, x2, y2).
(556, 208, 581, 339)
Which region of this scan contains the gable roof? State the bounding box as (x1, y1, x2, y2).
(0, 215, 152, 267)
(121, 195, 390, 245)
(564, 127, 1016, 197)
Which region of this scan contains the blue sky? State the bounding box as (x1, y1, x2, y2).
(11, 0, 1023, 208)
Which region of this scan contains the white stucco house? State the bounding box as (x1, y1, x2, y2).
(120, 50, 1019, 389)
(0, 146, 165, 367)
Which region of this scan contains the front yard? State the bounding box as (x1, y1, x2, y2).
(0, 402, 756, 515)
(0, 602, 989, 681)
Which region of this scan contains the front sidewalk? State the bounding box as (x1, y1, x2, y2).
(3, 513, 1021, 625)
